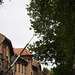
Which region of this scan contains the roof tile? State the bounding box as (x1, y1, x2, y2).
(14, 48, 33, 56)
(32, 60, 39, 67)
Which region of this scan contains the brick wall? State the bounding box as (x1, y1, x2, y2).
(14, 57, 28, 75)
(0, 42, 12, 75)
(21, 55, 33, 75)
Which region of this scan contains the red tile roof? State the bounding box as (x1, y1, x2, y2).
(14, 48, 33, 56)
(32, 60, 39, 67)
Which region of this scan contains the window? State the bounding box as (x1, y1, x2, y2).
(25, 66, 28, 75)
(6, 56, 8, 68)
(31, 72, 32, 75)
(15, 63, 17, 71)
(22, 64, 23, 73)
(18, 63, 20, 72)
(24, 65, 26, 74)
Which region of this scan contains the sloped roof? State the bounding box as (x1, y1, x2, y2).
(0, 33, 5, 37)
(0, 33, 5, 44)
(32, 60, 41, 70)
(32, 60, 39, 67)
(0, 33, 14, 55)
(14, 48, 33, 56)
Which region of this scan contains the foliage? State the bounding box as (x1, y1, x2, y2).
(53, 65, 72, 75)
(40, 71, 43, 75)
(27, 0, 75, 75)
(0, 0, 3, 4)
(43, 67, 50, 74)
(43, 67, 54, 75)
(0, 0, 11, 5)
(50, 69, 54, 75)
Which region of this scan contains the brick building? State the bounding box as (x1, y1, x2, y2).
(0, 33, 41, 75)
(14, 56, 28, 75)
(32, 60, 41, 75)
(14, 48, 41, 75)
(0, 33, 14, 75)
(14, 48, 33, 75)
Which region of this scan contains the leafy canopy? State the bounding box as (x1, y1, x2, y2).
(27, 0, 75, 75)
(0, 0, 3, 5)
(43, 67, 50, 74)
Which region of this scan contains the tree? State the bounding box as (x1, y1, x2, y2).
(50, 69, 54, 75)
(0, 0, 3, 4)
(40, 71, 43, 75)
(27, 0, 75, 75)
(43, 67, 50, 74)
(0, 0, 11, 5)
(43, 67, 54, 75)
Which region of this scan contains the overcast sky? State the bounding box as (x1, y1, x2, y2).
(0, 0, 37, 48)
(0, 0, 56, 70)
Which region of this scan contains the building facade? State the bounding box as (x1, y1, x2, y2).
(0, 33, 14, 75)
(14, 48, 41, 75)
(32, 60, 41, 75)
(14, 56, 28, 75)
(0, 33, 41, 75)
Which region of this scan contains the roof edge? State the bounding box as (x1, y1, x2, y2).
(32, 65, 38, 69)
(0, 37, 5, 45)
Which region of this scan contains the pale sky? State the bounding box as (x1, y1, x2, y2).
(0, 0, 56, 70)
(0, 0, 36, 48)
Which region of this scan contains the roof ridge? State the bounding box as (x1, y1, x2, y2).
(0, 33, 5, 37)
(25, 49, 28, 55)
(14, 48, 33, 55)
(25, 49, 31, 55)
